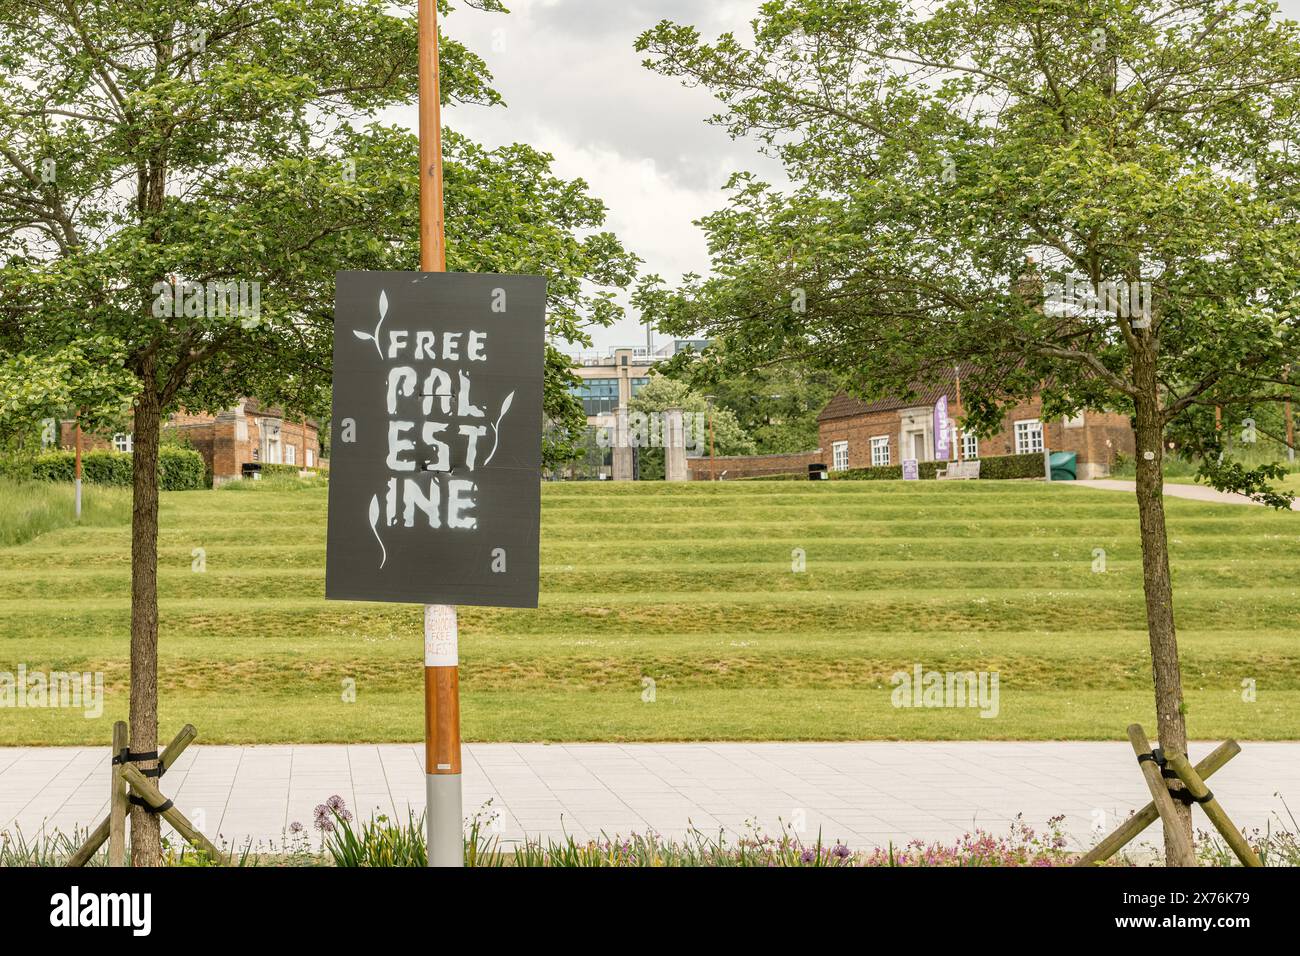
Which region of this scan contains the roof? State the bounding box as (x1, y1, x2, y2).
(818, 364, 980, 423)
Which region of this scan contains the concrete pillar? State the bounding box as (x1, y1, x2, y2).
(664, 407, 687, 482)
(612, 406, 633, 481)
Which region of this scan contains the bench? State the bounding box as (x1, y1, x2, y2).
(936, 460, 981, 480)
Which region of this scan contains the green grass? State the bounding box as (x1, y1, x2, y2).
(0, 479, 132, 547)
(0, 479, 1298, 744)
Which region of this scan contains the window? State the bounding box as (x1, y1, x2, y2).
(961, 430, 979, 460)
(569, 377, 620, 416)
(1015, 419, 1044, 455)
(286, 444, 296, 466)
(306, 449, 314, 468)
(832, 441, 849, 471)
(113, 433, 133, 453)
(870, 435, 890, 467)
(630, 377, 650, 397)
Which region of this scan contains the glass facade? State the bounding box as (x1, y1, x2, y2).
(571, 377, 620, 416)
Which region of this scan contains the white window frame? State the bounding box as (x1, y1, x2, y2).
(286, 444, 296, 466)
(961, 430, 979, 460)
(870, 435, 890, 467)
(113, 433, 133, 454)
(832, 440, 849, 471)
(1015, 419, 1044, 455)
(306, 449, 314, 468)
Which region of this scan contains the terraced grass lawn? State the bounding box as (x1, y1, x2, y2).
(1, 479, 1298, 744)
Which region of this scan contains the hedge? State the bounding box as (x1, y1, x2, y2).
(30, 448, 207, 490)
(258, 463, 320, 478)
(833, 451, 1045, 481)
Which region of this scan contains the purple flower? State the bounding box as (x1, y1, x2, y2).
(288, 821, 304, 834)
(800, 849, 816, 864)
(831, 843, 851, 859)
(327, 795, 347, 812)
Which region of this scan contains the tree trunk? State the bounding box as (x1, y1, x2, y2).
(1131, 376, 1195, 865)
(129, 381, 164, 866)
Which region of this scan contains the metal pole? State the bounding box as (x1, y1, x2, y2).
(418, 0, 461, 867)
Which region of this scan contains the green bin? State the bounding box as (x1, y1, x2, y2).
(1049, 451, 1077, 481)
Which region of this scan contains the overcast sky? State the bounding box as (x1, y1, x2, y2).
(392, 0, 1300, 353)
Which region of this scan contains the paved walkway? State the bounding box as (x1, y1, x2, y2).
(1069, 479, 1300, 509)
(2, 742, 1296, 854)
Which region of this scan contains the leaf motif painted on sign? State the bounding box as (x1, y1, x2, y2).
(354, 290, 387, 359)
(483, 390, 516, 466)
(368, 494, 387, 569)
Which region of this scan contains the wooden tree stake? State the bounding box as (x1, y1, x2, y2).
(1163, 748, 1262, 868)
(108, 720, 128, 866)
(1128, 723, 1197, 866)
(66, 723, 199, 867)
(1075, 739, 1238, 865)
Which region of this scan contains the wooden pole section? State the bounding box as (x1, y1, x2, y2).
(1127, 724, 1197, 866)
(66, 723, 198, 867)
(74, 411, 83, 519)
(418, 0, 461, 868)
(108, 720, 128, 866)
(1074, 739, 1239, 866)
(418, 0, 447, 274)
(1163, 748, 1262, 867)
(120, 764, 224, 863)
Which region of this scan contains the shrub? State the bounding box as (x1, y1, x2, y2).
(832, 452, 1043, 481)
(158, 447, 207, 489)
(834, 461, 941, 481)
(29, 448, 206, 490)
(976, 452, 1046, 480)
(258, 463, 319, 478)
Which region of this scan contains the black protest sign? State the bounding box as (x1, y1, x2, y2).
(326, 272, 546, 608)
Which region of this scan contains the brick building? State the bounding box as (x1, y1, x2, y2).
(60, 399, 323, 485)
(817, 382, 1134, 479)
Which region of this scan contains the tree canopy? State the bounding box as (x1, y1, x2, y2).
(636, 0, 1300, 862)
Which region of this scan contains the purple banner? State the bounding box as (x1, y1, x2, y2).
(934, 394, 951, 460)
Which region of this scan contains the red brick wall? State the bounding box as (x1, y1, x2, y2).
(57, 422, 118, 452)
(818, 409, 906, 470)
(686, 449, 825, 480)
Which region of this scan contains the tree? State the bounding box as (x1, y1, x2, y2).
(638, 0, 1300, 861)
(627, 374, 754, 478)
(0, 0, 635, 863)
